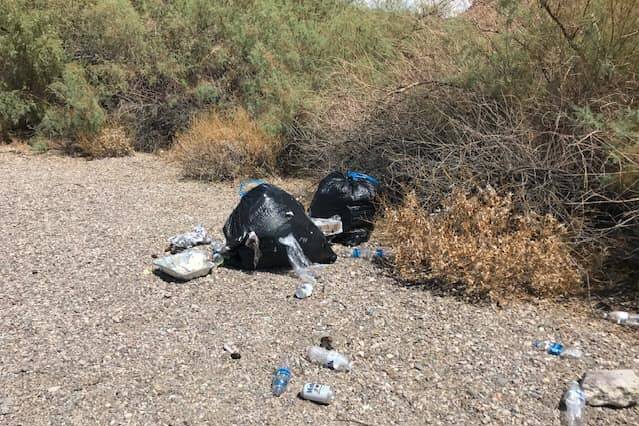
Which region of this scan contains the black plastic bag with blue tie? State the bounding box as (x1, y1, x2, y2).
(308, 171, 379, 246)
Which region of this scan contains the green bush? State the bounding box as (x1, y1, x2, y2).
(0, 0, 418, 150)
(39, 64, 105, 141)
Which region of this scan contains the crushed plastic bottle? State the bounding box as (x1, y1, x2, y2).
(279, 234, 318, 299)
(271, 361, 292, 396)
(300, 383, 335, 405)
(533, 340, 582, 359)
(351, 246, 389, 260)
(560, 347, 584, 359)
(603, 311, 639, 326)
(306, 346, 352, 372)
(533, 340, 564, 356)
(562, 381, 586, 426)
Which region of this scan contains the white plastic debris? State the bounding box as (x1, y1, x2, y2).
(279, 234, 318, 299)
(153, 249, 214, 280)
(300, 383, 335, 405)
(562, 380, 586, 426)
(604, 311, 639, 326)
(306, 346, 352, 372)
(311, 216, 343, 236)
(168, 225, 212, 253)
(560, 347, 584, 360)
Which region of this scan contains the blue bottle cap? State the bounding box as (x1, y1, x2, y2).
(548, 342, 564, 356)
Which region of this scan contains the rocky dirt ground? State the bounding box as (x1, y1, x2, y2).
(1, 151, 639, 425)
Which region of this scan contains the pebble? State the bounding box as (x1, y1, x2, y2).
(0, 398, 12, 415)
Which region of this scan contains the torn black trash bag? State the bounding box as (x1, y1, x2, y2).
(308, 171, 378, 246)
(223, 183, 337, 270)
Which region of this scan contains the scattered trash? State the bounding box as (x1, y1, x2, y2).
(561, 380, 586, 426)
(300, 383, 335, 405)
(533, 340, 583, 359)
(272, 361, 292, 396)
(239, 178, 267, 197)
(351, 246, 389, 260)
(0, 397, 12, 415)
(582, 369, 639, 408)
(223, 184, 336, 269)
(309, 171, 378, 246)
(560, 347, 584, 360)
(311, 216, 343, 236)
(295, 283, 314, 299)
(167, 224, 212, 253)
(279, 233, 318, 299)
(152, 249, 214, 281)
(306, 346, 352, 372)
(320, 336, 334, 351)
(223, 343, 241, 360)
(603, 311, 639, 326)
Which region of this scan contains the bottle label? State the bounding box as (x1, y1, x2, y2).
(301, 383, 333, 404)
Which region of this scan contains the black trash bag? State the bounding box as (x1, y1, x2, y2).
(308, 171, 378, 246)
(223, 183, 337, 270)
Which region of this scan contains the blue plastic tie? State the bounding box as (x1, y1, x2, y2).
(346, 170, 380, 187)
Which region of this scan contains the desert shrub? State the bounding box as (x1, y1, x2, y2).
(290, 0, 639, 284)
(0, 0, 66, 132)
(380, 189, 581, 301)
(172, 108, 280, 181)
(1, 0, 418, 151)
(38, 64, 105, 141)
(77, 126, 133, 159)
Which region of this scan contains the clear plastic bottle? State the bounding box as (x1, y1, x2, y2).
(532, 340, 564, 356)
(271, 361, 292, 396)
(351, 246, 388, 259)
(562, 381, 586, 426)
(604, 311, 639, 326)
(306, 346, 352, 371)
(533, 340, 582, 359)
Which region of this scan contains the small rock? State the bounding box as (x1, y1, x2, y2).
(320, 336, 334, 351)
(223, 343, 238, 354)
(495, 376, 508, 387)
(582, 369, 639, 408)
(414, 363, 424, 371)
(48, 386, 61, 394)
(0, 398, 12, 415)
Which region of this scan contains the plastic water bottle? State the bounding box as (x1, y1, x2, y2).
(351, 246, 387, 260)
(300, 383, 335, 405)
(306, 346, 352, 371)
(532, 340, 564, 356)
(604, 311, 639, 326)
(533, 340, 582, 358)
(562, 381, 586, 426)
(271, 361, 292, 396)
(560, 346, 584, 359)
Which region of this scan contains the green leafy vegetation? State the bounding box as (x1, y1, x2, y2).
(0, 0, 414, 150)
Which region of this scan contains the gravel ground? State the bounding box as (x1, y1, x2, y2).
(1, 151, 639, 425)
